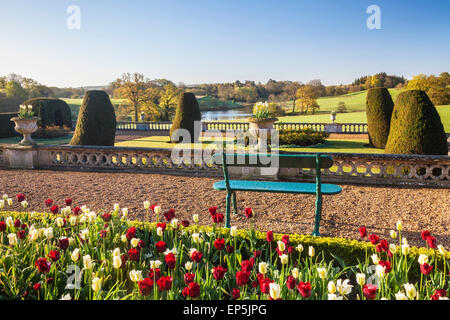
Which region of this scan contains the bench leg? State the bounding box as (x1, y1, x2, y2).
(225, 192, 231, 228)
(232, 192, 237, 215)
(312, 195, 322, 237)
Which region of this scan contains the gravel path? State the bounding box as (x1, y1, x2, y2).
(0, 169, 448, 249)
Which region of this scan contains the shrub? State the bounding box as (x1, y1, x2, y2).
(279, 129, 329, 147)
(22, 98, 72, 129)
(0, 112, 19, 138)
(366, 87, 394, 149)
(170, 92, 202, 143)
(235, 128, 329, 148)
(70, 90, 116, 146)
(385, 90, 447, 155)
(337, 101, 347, 113)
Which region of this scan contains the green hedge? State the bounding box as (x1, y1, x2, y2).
(0, 112, 19, 138)
(22, 97, 72, 129)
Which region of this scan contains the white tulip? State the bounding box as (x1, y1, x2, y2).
(2, 194, 7, 200)
(150, 260, 162, 269)
(336, 279, 352, 296)
(130, 238, 140, 248)
(403, 283, 417, 300)
(418, 254, 429, 265)
(153, 205, 161, 215)
(157, 227, 163, 237)
(390, 230, 397, 239)
(112, 248, 121, 257)
(402, 244, 410, 255)
(113, 256, 122, 269)
(192, 233, 200, 244)
(259, 262, 268, 275)
(185, 261, 193, 271)
(328, 293, 343, 300)
(376, 265, 386, 279)
(395, 291, 408, 300)
(171, 219, 178, 229)
(437, 245, 446, 255)
(71, 249, 80, 262)
(91, 277, 102, 292)
(317, 267, 327, 280)
(6, 198, 12, 206)
(113, 203, 120, 212)
(69, 216, 77, 226)
(192, 214, 199, 223)
(296, 244, 304, 253)
(269, 283, 281, 300)
(6, 216, 13, 228)
(121, 234, 127, 243)
(308, 246, 315, 258)
(230, 226, 237, 237)
(44, 227, 54, 240)
(83, 255, 93, 269)
(129, 270, 143, 282)
(280, 254, 288, 265)
(356, 273, 366, 286)
(143, 201, 150, 210)
(80, 229, 89, 241)
(277, 241, 285, 252)
(21, 200, 28, 209)
(292, 268, 299, 279)
(327, 281, 336, 294)
(29, 229, 39, 242)
(7, 233, 17, 246)
(396, 220, 402, 231)
(55, 217, 64, 228)
(371, 254, 380, 265)
(0, 200, 4, 209)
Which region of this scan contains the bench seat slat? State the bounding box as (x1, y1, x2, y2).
(213, 180, 342, 195)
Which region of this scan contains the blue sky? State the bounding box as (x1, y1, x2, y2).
(0, 0, 449, 87)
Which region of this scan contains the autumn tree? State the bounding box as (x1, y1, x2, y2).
(295, 85, 318, 114)
(112, 73, 151, 122)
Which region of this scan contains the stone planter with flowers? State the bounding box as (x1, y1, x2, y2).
(10, 105, 40, 146)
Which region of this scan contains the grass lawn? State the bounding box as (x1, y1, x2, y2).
(62, 98, 128, 118)
(0, 134, 73, 145)
(115, 135, 384, 154)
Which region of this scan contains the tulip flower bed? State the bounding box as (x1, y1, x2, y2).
(0, 194, 449, 300)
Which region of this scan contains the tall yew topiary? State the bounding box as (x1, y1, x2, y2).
(70, 90, 116, 146)
(170, 92, 202, 143)
(385, 90, 447, 155)
(366, 87, 394, 149)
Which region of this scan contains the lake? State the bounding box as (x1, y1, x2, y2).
(201, 108, 252, 121)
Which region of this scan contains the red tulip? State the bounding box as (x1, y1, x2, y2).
(363, 284, 377, 300)
(138, 278, 154, 296)
(297, 281, 312, 298)
(420, 263, 433, 275)
(213, 266, 227, 281)
(359, 227, 367, 238)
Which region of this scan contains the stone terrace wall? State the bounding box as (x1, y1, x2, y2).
(0, 144, 448, 188)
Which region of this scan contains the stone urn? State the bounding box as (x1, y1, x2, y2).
(10, 117, 40, 146)
(330, 112, 336, 123)
(247, 117, 278, 151)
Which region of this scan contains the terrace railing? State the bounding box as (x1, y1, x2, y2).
(1, 144, 448, 188)
(112, 121, 369, 134)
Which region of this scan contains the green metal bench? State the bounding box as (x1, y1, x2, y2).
(212, 152, 342, 236)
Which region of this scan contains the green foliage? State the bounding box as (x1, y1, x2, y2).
(22, 98, 72, 129)
(0, 112, 19, 138)
(170, 92, 202, 143)
(279, 129, 329, 147)
(366, 87, 394, 149)
(385, 90, 447, 155)
(70, 90, 117, 146)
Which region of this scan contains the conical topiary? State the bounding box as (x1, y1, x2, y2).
(170, 92, 202, 143)
(70, 90, 116, 146)
(385, 90, 447, 155)
(366, 87, 394, 148)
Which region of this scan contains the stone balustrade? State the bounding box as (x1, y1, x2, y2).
(113, 121, 369, 134)
(0, 144, 448, 187)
